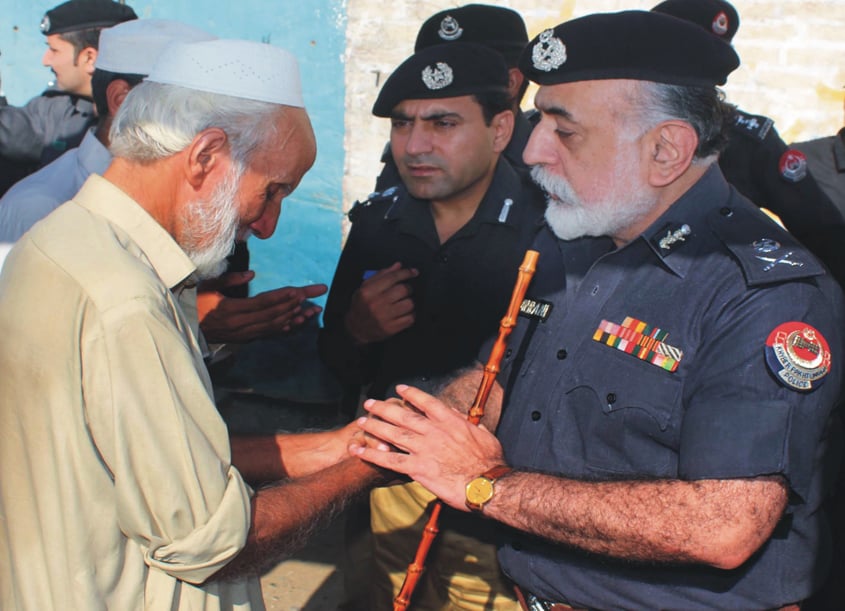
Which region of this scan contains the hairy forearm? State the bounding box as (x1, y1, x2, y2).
(485, 472, 788, 570)
(214, 457, 382, 579)
(231, 426, 359, 483)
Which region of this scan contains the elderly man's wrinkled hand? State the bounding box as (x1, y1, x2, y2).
(198, 273, 327, 343)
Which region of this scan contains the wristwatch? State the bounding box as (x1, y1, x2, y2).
(465, 465, 512, 512)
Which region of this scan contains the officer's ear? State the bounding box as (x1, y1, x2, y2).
(105, 79, 132, 117)
(644, 120, 698, 187)
(490, 109, 515, 154)
(78, 47, 97, 77)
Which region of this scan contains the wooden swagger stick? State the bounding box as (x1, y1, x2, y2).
(393, 249, 540, 611)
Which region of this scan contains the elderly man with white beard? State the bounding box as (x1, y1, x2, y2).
(0, 39, 386, 611)
(350, 10, 845, 611)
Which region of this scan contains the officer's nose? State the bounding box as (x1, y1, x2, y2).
(522, 118, 558, 168)
(405, 123, 433, 157)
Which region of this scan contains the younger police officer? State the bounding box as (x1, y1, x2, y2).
(0, 0, 136, 193)
(320, 42, 544, 610)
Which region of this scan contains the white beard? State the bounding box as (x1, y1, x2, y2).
(179, 168, 242, 280)
(531, 161, 656, 242)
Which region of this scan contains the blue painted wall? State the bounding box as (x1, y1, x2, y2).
(0, 0, 346, 304)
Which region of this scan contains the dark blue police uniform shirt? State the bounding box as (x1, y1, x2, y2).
(319, 158, 545, 400)
(493, 165, 844, 610)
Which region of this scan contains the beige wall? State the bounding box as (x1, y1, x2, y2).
(344, 0, 845, 219)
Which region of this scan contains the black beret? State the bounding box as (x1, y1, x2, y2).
(652, 0, 740, 43)
(519, 10, 739, 88)
(41, 0, 137, 36)
(373, 42, 509, 117)
(414, 4, 528, 66)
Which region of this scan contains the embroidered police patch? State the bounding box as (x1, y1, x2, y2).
(519, 298, 553, 321)
(779, 149, 808, 183)
(593, 317, 683, 372)
(765, 322, 831, 391)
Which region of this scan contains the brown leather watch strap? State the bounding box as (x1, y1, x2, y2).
(482, 465, 513, 480)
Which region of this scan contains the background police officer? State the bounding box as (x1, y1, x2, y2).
(0, 0, 136, 195)
(653, 0, 845, 288)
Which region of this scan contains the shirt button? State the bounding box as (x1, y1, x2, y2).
(607, 393, 617, 405)
(440, 254, 449, 263)
(512, 541, 523, 551)
(720, 207, 733, 217)
(556, 349, 567, 360)
(531, 410, 541, 421)
(506, 348, 513, 358)
(590, 285, 599, 296)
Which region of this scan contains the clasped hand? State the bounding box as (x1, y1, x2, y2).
(348, 384, 506, 511)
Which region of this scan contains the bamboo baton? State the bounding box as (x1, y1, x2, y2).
(393, 249, 540, 611)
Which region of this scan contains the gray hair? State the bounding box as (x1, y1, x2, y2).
(109, 81, 281, 167)
(631, 81, 735, 163)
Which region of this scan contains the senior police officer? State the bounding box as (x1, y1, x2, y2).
(652, 0, 845, 288)
(0, 0, 137, 194)
(375, 4, 533, 192)
(351, 10, 844, 611)
(320, 42, 544, 610)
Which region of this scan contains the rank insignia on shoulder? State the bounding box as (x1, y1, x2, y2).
(650, 222, 691, 256)
(778, 149, 808, 183)
(752, 237, 805, 272)
(519, 297, 553, 321)
(593, 317, 683, 372)
(732, 110, 773, 142)
(765, 322, 831, 391)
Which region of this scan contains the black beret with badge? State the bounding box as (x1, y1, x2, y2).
(414, 4, 528, 66)
(652, 0, 740, 43)
(373, 42, 509, 117)
(518, 10, 739, 88)
(41, 0, 137, 36)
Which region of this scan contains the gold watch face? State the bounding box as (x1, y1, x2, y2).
(466, 476, 495, 509)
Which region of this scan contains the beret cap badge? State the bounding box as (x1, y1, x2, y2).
(40, 16, 51, 33)
(421, 62, 454, 90)
(438, 16, 463, 41)
(531, 29, 567, 72)
(712, 11, 730, 36)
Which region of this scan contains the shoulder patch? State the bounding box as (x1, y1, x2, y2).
(347, 186, 400, 223)
(778, 149, 808, 183)
(708, 203, 825, 286)
(731, 110, 773, 143)
(765, 322, 831, 391)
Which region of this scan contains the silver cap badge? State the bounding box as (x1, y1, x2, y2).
(532, 29, 567, 72)
(438, 16, 463, 41)
(40, 15, 51, 33)
(422, 62, 454, 90)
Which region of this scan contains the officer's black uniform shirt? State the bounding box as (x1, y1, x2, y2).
(491, 165, 844, 610)
(319, 158, 544, 400)
(721, 109, 845, 288)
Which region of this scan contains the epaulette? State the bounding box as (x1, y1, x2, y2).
(730, 109, 773, 143)
(708, 201, 825, 286)
(347, 185, 400, 223)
